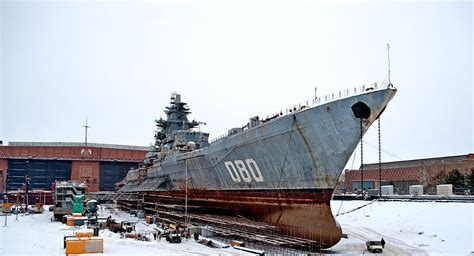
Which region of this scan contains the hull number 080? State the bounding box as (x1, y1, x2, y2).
(224, 159, 264, 183)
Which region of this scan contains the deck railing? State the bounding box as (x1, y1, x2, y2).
(210, 81, 390, 143)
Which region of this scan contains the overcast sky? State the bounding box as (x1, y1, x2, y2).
(1, 0, 472, 167)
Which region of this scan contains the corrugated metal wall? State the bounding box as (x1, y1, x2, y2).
(99, 162, 139, 191)
(7, 159, 71, 190)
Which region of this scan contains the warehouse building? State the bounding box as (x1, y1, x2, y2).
(344, 153, 474, 194)
(0, 142, 148, 193)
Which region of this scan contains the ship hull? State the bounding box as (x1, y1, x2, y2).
(123, 87, 397, 248)
(145, 188, 341, 247)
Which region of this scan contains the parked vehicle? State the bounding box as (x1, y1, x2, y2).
(106, 218, 136, 233)
(366, 240, 383, 253)
(165, 230, 182, 243)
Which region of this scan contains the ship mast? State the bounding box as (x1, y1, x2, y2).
(155, 92, 200, 151)
(387, 43, 391, 85)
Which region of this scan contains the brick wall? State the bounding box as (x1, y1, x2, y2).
(0, 159, 7, 192)
(0, 146, 147, 162)
(344, 154, 474, 193)
(71, 161, 100, 192)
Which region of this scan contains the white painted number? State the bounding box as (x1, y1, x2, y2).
(225, 161, 241, 182)
(224, 158, 264, 183)
(245, 158, 264, 182)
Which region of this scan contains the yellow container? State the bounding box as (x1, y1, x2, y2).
(67, 217, 75, 226)
(65, 237, 103, 255)
(65, 237, 85, 255)
(75, 229, 94, 237)
(2, 203, 12, 212)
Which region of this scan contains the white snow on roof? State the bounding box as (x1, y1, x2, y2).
(6, 141, 149, 151)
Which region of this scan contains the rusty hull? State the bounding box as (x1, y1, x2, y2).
(145, 188, 342, 248)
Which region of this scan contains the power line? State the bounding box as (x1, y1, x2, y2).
(362, 140, 404, 160)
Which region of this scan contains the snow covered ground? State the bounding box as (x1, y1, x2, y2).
(330, 200, 474, 255)
(0, 206, 251, 256)
(0, 201, 472, 255)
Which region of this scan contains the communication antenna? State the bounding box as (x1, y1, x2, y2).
(83, 118, 91, 146)
(387, 43, 391, 85)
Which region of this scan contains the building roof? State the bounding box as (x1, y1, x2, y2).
(6, 141, 150, 151)
(359, 153, 474, 171)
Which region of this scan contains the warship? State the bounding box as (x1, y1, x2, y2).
(119, 83, 397, 248)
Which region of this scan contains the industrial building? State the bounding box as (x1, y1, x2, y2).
(343, 153, 474, 194)
(0, 142, 148, 193)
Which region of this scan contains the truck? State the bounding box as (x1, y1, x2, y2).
(366, 240, 383, 253)
(106, 218, 136, 233)
(165, 229, 182, 243)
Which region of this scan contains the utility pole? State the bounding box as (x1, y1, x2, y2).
(83, 118, 91, 146)
(25, 161, 30, 210)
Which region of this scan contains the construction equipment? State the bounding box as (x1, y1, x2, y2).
(366, 240, 383, 253)
(165, 229, 182, 243)
(2, 202, 12, 214)
(122, 221, 136, 233)
(106, 218, 136, 233)
(53, 181, 86, 220)
(72, 195, 85, 214)
(87, 200, 98, 215)
(31, 197, 44, 214)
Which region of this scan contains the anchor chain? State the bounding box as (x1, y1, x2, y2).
(360, 119, 364, 193)
(378, 118, 382, 196)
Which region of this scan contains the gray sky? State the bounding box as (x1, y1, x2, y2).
(1, 0, 472, 167)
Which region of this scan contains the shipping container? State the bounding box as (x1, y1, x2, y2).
(381, 185, 394, 196)
(409, 185, 424, 196)
(437, 184, 453, 196)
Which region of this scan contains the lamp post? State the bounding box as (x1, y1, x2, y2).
(3, 195, 7, 226)
(24, 159, 30, 210)
(4, 168, 8, 197)
(16, 189, 19, 221)
(25, 174, 30, 210)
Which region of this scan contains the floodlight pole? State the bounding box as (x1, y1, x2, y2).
(16, 189, 19, 221)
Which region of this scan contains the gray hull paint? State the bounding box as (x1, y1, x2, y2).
(152, 88, 396, 191)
